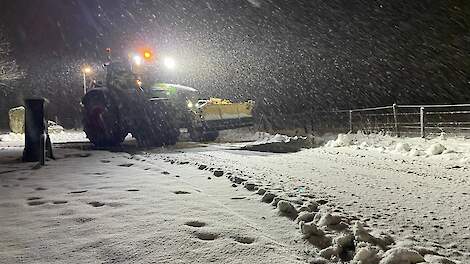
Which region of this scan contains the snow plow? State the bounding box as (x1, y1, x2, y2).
(187, 98, 254, 141)
(81, 55, 254, 148)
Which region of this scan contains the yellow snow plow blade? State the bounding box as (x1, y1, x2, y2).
(200, 98, 253, 121)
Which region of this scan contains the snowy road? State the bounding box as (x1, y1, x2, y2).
(0, 135, 469, 263)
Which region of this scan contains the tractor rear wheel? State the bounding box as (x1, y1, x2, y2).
(82, 91, 127, 147)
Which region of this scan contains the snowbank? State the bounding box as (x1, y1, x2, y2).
(216, 128, 272, 142)
(323, 131, 470, 163)
(0, 130, 88, 147)
(216, 128, 309, 145)
(256, 133, 292, 144)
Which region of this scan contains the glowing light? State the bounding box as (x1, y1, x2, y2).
(163, 57, 176, 70)
(137, 79, 142, 86)
(133, 55, 143, 66)
(187, 101, 193, 108)
(83, 67, 92, 74)
(143, 50, 152, 59)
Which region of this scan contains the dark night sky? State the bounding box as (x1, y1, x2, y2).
(1, 0, 470, 126)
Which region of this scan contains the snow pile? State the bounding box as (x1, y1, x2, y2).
(426, 143, 446, 155)
(394, 142, 411, 153)
(0, 132, 23, 143)
(325, 133, 353, 147)
(255, 133, 292, 144)
(216, 128, 272, 142)
(49, 130, 88, 143)
(217, 129, 313, 153)
(322, 131, 470, 163)
(240, 133, 312, 153)
(47, 121, 64, 133)
(379, 247, 425, 264)
(216, 129, 309, 147)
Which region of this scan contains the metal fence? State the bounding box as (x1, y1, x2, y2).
(346, 103, 470, 137)
(257, 103, 470, 138)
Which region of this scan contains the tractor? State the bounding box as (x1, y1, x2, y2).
(81, 51, 254, 148)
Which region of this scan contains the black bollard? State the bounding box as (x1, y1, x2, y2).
(22, 98, 46, 162)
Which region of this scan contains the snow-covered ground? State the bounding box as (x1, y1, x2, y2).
(0, 130, 88, 147)
(0, 130, 469, 263)
(0, 147, 308, 264)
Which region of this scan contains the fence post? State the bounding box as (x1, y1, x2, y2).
(420, 106, 426, 138)
(392, 103, 400, 137)
(349, 110, 353, 133)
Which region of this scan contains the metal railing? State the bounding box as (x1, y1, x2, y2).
(257, 103, 470, 138)
(346, 103, 470, 138)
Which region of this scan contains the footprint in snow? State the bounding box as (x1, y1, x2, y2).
(173, 191, 191, 195)
(195, 231, 218, 241)
(65, 153, 91, 158)
(106, 202, 125, 208)
(27, 197, 42, 201)
(161, 171, 170, 175)
(100, 160, 111, 163)
(35, 187, 47, 191)
(231, 235, 255, 244)
(70, 190, 88, 194)
(88, 201, 105, 207)
(118, 163, 134, 167)
(73, 217, 95, 223)
(52, 200, 68, 205)
(185, 220, 206, 228)
(127, 189, 140, 192)
(27, 200, 46, 206)
(230, 197, 246, 200)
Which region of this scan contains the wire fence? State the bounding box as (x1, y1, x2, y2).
(348, 103, 470, 137)
(258, 103, 470, 138)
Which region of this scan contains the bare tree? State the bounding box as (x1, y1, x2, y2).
(0, 28, 23, 90)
